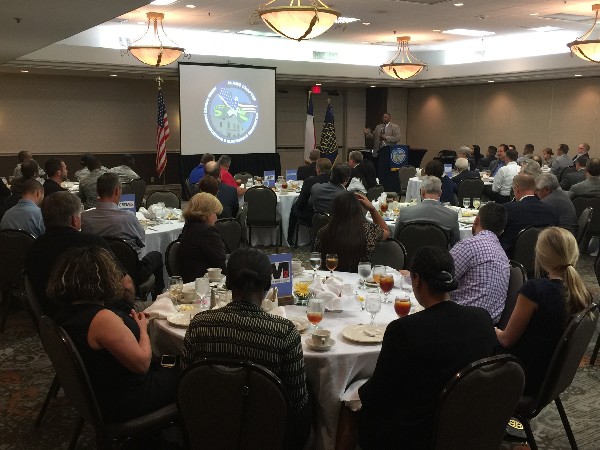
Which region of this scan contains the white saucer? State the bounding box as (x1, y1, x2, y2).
(305, 338, 336, 351)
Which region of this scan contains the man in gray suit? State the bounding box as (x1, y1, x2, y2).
(568, 158, 600, 198)
(310, 162, 351, 214)
(393, 176, 460, 246)
(560, 156, 587, 191)
(364, 112, 402, 157)
(536, 173, 578, 236)
(550, 144, 573, 177)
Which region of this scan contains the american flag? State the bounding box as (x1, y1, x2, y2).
(319, 103, 338, 163)
(156, 88, 169, 177)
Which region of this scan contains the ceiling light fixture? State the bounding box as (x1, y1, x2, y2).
(363, 22, 371, 26)
(257, 0, 341, 41)
(380, 36, 427, 80)
(126, 12, 186, 67)
(567, 4, 600, 63)
(20, 70, 29, 73)
(575, 74, 583, 77)
(186, 4, 196, 8)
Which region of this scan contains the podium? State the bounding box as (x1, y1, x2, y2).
(376, 146, 428, 193)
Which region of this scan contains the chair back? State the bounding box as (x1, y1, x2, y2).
(432, 355, 525, 450)
(121, 182, 133, 195)
(558, 166, 576, 182)
(366, 184, 384, 202)
(38, 316, 105, 432)
(456, 178, 484, 206)
(215, 218, 242, 253)
(23, 273, 44, 334)
(234, 172, 253, 185)
(513, 225, 548, 278)
(177, 358, 289, 450)
(146, 190, 181, 209)
(0, 229, 35, 293)
(571, 195, 600, 220)
(576, 206, 592, 252)
(395, 222, 450, 268)
(497, 260, 527, 330)
(165, 239, 181, 277)
(244, 186, 277, 225)
(398, 166, 417, 193)
(129, 178, 147, 210)
(104, 237, 139, 277)
(371, 239, 407, 270)
(310, 212, 330, 251)
(528, 303, 599, 416)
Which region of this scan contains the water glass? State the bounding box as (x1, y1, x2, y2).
(306, 297, 325, 330)
(365, 294, 381, 326)
(194, 277, 211, 310)
(358, 262, 371, 289)
(309, 252, 321, 278)
(462, 198, 471, 209)
(473, 197, 481, 209)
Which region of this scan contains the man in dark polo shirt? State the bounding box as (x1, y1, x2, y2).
(24, 191, 134, 317)
(43, 158, 68, 196)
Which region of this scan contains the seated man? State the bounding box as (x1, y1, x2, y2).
(0, 179, 45, 237)
(287, 158, 332, 245)
(189, 152, 214, 185)
(204, 161, 239, 219)
(424, 159, 455, 205)
(81, 173, 165, 297)
(487, 144, 507, 176)
(561, 156, 587, 191)
(43, 158, 68, 196)
(74, 154, 108, 182)
(79, 155, 107, 209)
(109, 153, 140, 183)
(297, 149, 319, 181)
(568, 158, 600, 198)
(477, 145, 497, 170)
(347, 150, 377, 194)
(451, 157, 479, 188)
(8, 159, 41, 208)
(517, 143, 535, 164)
(13, 150, 46, 180)
(394, 176, 460, 246)
(536, 173, 578, 236)
(484, 147, 520, 203)
(501, 173, 559, 257)
(310, 162, 351, 214)
(449, 203, 509, 323)
(456, 145, 476, 170)
(218, 155, 246, 197)
(24, 191, 135, 316)
(550, 144, 573, 177)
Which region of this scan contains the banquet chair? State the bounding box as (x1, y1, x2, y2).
(431, 355, 524, 450)
(513, 225, 549, 278)
(571, 194, 600, 220)
(177, 358, 289, 450)
(215, 218, 242, 254)
(366, 184, 384, 202)
(120, 182, 132, 195)
(234, 172, 253, 185)
(146, 190, 181, 209)
(129, 178, 147, 209)
(0, 228, 35, 333)
(38, 316, 178, 450)
(590, 255, 600, 365)
(371, 239, 406, 270)
(104, 237, 155, 301)
(456, 178, 484, 207)
(310, 212, 330, 251)
(497, 260, 527, 330)
(244, 186, 282, 247)
(394, 222, 449, 268)
(513, 303, 599, 450)
(576, 207, 592, 253)
(165, 239, 181, 277)
(398, 166, 417, 197)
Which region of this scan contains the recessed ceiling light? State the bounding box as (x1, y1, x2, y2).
(222, 29, 230, 32)
(529, 13, 539, 16)
(454, 3, 464, 6)
(20, 70, 28, 73)
(361, 41, 369, 44)
(433, 29, 441, 32)
(110, 74, 118, 77)
(316, 83, 322, 86)
(362, 22, 371, 26)
(443, 28, 495, 37)
(528, 26, 562, 32)
(370, 85, 376, 88)
(186, 4, 196, 8)
(488, 80, 495, 83)
(137, 21, 145, 25)
(150, 0, 178, 5)
(574, 74, 583, 77)
(336, 17, 360, 24)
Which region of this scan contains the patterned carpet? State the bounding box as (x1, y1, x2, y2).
(0, 246, 598, 449)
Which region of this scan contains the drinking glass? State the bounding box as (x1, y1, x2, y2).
(194, 277, 211, 310)
(325, 253, 338, 275)
(473, 197, 481, 209)
(365, 294, 381, 326)
(462, 198, 471, 209)
(281, 180, 288, 190)
(168, 276, 183, 306)
(309, 252, 321, 278)
(372, 265, 385, 289)
(306, 297, 325, 330)
(358, 262, 372, 289)
(380, 200, 388, 215)
(394, 292, 411, 318)
(379, 274, 395, 303)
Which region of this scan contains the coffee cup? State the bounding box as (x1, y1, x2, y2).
(181, 288, 196, 303)
(311, 329, 331, 347)
(291, 260, 302, 273)
(207, 268, 223, 281)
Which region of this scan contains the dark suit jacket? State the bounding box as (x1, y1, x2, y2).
(572, 152, 589, 163)
(297, 162, 317, 181)
(43, 179, 67, 196)
(560, 169, 586, 191)
(295, 173, 330, 214)
(217, 182, 239, 219)
(452, 169, 480, 188)
(501, 196, 560, 257)
(477, 155, 495, 169)
(358, 302, 497, 449)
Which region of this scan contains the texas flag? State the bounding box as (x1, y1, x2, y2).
(304, 91, 315, 161)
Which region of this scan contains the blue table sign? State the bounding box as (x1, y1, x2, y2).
(269, 252, 292, 296)
(264, 170, 276, 187)
(118, 194, 136, 212)
(285, 169, 297, 181)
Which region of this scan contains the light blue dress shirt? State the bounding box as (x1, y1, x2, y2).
(0, 199, 45, 237)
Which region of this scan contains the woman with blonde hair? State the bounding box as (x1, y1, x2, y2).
(178, 192, 226, 282)
(496, 227, 592, 395)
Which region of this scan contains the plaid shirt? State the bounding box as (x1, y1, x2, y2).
(449, 230, 510, 322)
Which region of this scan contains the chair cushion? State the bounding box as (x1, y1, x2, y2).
(104, 403, 178, 440)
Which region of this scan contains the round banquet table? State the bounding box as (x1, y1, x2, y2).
(405, 176, 493, 203)
(139, 219, 184, 287)
(149, 270, 421, 450)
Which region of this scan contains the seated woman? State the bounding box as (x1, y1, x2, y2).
(178, 192, 227, 283)
(425, 159, 456, 205)
(315, 191, 390, 272)
(347, 159, 378, 195)
(358, 246, 497, 449)
(496, 227, 591, 396)
(49, 246, 177, 422)
(183, 247, 311, 449)
(451, 157, 480, 190)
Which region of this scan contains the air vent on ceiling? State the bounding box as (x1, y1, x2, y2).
(541, 13, 594, 23)
(313, 51, 338, 61)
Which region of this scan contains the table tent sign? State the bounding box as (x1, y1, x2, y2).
(285, 169, 297, 181)
(263, 170, 276, 187)
(118, 194, 136, 212)
(269, 252, 292, 296)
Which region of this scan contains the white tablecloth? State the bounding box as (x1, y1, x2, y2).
(405, 176, 493, 203)
(149, 270, 420, 450)
(140, 220, 184, 287)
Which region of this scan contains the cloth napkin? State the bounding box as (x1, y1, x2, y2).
(340, 379, 368, 411)
(309, 277, 360, 311)
(267, 306, 287, 319)
(144, 297, 177, 319)
(261, 288, 278, 311)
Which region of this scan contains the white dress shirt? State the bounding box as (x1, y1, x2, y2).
(492, 161, 520, 196)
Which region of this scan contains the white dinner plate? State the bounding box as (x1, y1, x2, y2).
(459, 216, 477, 224)
(167, 313, 192, 328)
(305, 338, 336, 351)
(289, 317, 310, 333)
(342, 324, 386, 344)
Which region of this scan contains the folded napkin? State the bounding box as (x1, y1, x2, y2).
(144, 297, 177, 319)
(340, 379, 368, 411)
(261, 288, 278, 311)
(309, 277, 360, 311)
(267, 306, 287, 319)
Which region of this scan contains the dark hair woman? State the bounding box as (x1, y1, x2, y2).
(49, 246, 177, 422)
(347, 161, 378, 194)
(358, 246, 496, 449)
(315, 191, 390, 272)
(183, 247, 312, 449)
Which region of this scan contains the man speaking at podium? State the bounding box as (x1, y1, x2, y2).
(364, 112, 402, 159)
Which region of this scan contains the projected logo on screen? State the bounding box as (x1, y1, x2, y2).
(203, 81, 259, 144)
